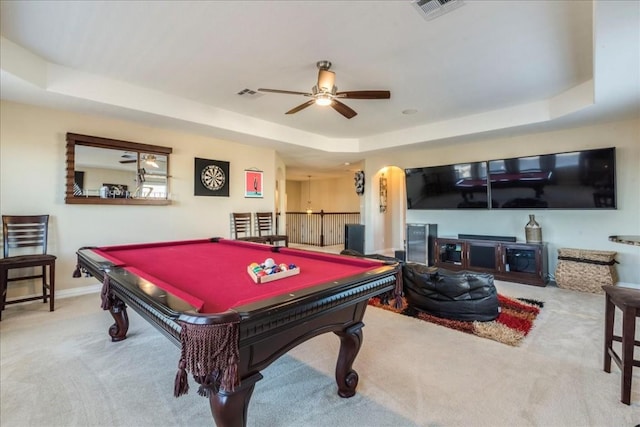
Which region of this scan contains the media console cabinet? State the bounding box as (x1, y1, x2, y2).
(433, 237, 549, 286)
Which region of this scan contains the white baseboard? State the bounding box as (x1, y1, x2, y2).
(617, 282, 640, 289)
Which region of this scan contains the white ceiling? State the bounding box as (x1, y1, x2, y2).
(1, 1, 638, 180)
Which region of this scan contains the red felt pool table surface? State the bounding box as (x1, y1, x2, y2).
(93, 238, 382, 313)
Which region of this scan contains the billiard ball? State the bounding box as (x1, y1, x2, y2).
(264, 258, 275, 268)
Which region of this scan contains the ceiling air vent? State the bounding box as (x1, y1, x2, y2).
(412, 0, 464, 21)
(236, 88, 263, 98)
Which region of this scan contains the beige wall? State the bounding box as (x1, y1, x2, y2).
(0, 101, 279, 297)
(363, 118, 640, 284)
(285, 177, 360, 212)
(2, 99, 638, 297)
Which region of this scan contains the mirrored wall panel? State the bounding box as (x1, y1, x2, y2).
(65, 133, 172, 205)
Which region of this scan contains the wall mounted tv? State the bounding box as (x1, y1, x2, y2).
(405, 161, 491, 209)
(405, 147, 616, 210)
(489, 147, 616, 209)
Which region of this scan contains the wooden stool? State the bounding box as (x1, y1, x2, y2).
(602, 285, 640, 405)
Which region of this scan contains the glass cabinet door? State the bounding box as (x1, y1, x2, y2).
(504, 246, 538, 274)
(467, 241, 498, 272)
(436, 239, 464, 266)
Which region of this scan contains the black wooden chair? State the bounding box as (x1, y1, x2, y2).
(231, 212, 267, 244)
(255, 212, 288, 247)
(0, 215, 56, 320)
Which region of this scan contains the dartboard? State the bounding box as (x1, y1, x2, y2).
(201, 165, 226, 191)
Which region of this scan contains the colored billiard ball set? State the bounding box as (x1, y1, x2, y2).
(247, 257, 301, 284)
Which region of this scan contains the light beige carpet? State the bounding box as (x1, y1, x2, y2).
(1, 281, 639, 426)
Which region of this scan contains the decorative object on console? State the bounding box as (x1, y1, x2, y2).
(556, 248, 618, 293)
(354, 170, 365, 195)
(525, 214, 542, 243)
(194, 158, 229, 197)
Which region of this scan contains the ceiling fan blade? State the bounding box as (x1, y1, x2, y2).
(336, 90, 391, 99)
(258, 88, 312, 96)
(317, 69, 335, 92)
(119, 159, 137, 164)
(331, 100, 357, 119)
(285, 100, 316, 115)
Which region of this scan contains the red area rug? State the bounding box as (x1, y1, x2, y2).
(368, 294, 544, 347)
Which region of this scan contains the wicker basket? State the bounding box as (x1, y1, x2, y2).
(555, 248, 618, 293)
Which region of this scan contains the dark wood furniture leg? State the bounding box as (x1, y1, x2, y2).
(334, 322, 363, 398)
(621, 306, 636, 405)
(41, 266, 48, 304)
(48, 262, 55, 311)
(208, 373, 263, 427)
(602, 285, 640, 405)
(0, 267, 6, 320)
(603, 292, 614, 373)
(107, 297, 130, 342)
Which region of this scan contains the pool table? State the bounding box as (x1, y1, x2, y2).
(75, 238, 400, 427)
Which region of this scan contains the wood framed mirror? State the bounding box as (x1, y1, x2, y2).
(65, 133, 172, 205)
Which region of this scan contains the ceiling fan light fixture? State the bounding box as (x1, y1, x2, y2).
(145, 154, 159, 168)
(317, 69, 335, 92)
(259, 60, 390, 118)
(315, 95, 333, 106)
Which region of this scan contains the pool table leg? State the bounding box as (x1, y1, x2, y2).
(208, 372, 263, 427)
(107, 297, 129, 342)
(334, 321, 363, 398)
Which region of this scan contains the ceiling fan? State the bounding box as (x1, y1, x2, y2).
(258, 61, 390, 119)
(120, 153, 136, 164)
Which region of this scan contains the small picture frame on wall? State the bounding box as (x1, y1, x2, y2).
(244, 169, 263, 198)
(194, 158, 230, 197)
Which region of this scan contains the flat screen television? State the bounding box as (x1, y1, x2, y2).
(405, 162, 490, 209)
(488, 147, 616, 209)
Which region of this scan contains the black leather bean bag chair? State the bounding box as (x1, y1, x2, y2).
(402, 263, 499, 321)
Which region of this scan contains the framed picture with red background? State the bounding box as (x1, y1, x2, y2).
(244, 169, 263, 198)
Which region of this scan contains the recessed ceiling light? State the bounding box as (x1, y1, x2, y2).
(344, 162, 351, 166)
(402, 109, 418, 115)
